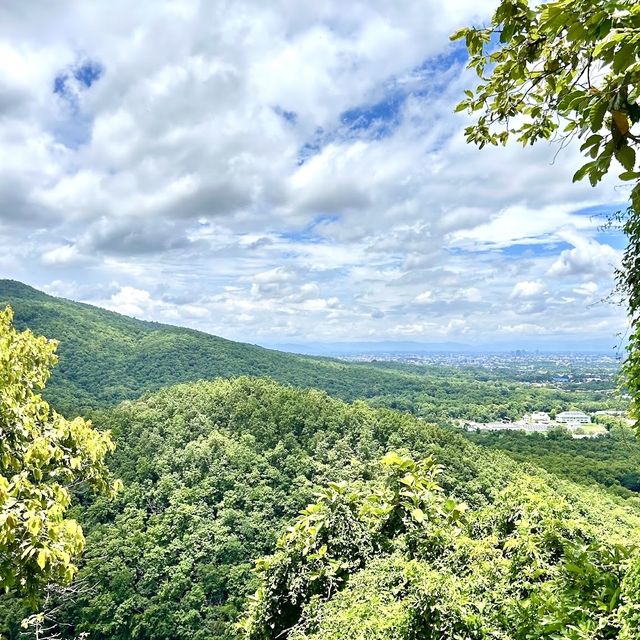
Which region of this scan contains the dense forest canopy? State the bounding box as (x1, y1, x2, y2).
(2, 375, 640, 639)
(466, 425, 640, 498)
(2, 279, 639, 640)
(3, 0, 640, 639)
(243, 451, 640, 639)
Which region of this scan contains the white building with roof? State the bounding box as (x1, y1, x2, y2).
(556, 411, 590, 424)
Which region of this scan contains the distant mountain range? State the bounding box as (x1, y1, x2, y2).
(270, 340, 474, 355)
(0, 279, 624, 415)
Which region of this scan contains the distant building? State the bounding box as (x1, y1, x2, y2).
(556, 411, 590, 424)
(463, 420, 549, 433)
(528, 411, 550, 424)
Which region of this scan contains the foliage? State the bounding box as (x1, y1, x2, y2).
(465, 424, 640, 498)
(451, 0, 640, 185)
(243, 452, 639, 640)
(0, 378, 635, 640)
(620, 184, 640, 432)
(0, 281, 624, 425)
(0, 307, 118, 603)
(619, 551, 640, 639)
(240, 452, 466, 639)
(452, 0, 640, 432)
(0, 289, 637, 638)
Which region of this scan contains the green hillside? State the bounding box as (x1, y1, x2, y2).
(2, 291, 640, 640)
(0, 281, 623, 421)
(0, 280, 429, 414)
(3, 378, 638, 640)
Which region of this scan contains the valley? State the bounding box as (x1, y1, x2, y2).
(3, 2, 640, 638)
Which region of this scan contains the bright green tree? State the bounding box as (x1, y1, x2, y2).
(451, 0, 640, 427)
(0, 306, 119, 603)
(241, 451, 638, 639)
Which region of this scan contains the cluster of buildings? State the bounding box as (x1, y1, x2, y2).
(463, 410, 596, 435)
(526, 410, 590, 427)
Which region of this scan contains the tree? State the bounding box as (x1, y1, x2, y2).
(239, 452, 467, 639)
(451, 0, 640, 427)
(0, 306, 119, 603)
(241, 452, 637, 639)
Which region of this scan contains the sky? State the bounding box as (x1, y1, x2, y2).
(0, 1, 632, 350)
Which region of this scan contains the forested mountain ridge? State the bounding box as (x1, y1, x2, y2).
(2, 288, 639, 639)
(0, 280, 439, 414)
(0, 280, 623, 421)
(2, 377, 638, 640)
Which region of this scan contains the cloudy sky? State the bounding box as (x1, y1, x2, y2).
(0, 1, 631, 349)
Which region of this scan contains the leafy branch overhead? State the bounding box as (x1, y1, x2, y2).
(451, 0, 640, 186)
(453, 0, 640, 433)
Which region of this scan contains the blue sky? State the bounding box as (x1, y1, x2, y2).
(0, 1, 630, 349)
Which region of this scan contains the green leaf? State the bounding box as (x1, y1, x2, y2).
(572, 163, 593, 183)
(566, 22, 587, 42)
(411, 508, 425, 523)
(613, 43, 635, 74)
(589, 102, 608, 132)
(449, 28, 468, 41)
(619, 170, 640, 181)
(580, 134, 602, 152)
(616, 145, 636, 172)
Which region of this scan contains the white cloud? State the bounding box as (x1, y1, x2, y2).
(548, 236, 620, 278)
(41, 244, 86, 266)
(511, 280, 546, 300)
(573, 281, 598, 296)
(415, 290, 432, 303)
(0, 0, 629, 346)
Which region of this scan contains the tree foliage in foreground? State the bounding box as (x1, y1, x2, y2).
(0, 307, 118, 602)
(243, 452, 640, 640)
(452, 0, 640, 183)
(452, 0, 640, 429)
(3, 377, 635, 640)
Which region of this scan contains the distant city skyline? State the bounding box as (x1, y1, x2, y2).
(265, 338, 626, 356)
(0, 2, 631, 345)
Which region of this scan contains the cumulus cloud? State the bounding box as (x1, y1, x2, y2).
(107, 286, 154, 317)
(574, 281, 599, 297)
(41, 243, 88, 266)
(510, 280, 546, 300)
(0, 0, 629, 345)
(548, 236, 620, 278)
(415, 290, 433, 303)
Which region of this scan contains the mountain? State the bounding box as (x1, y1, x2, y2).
(0, 280, 432, 413)
(268, 340, 475, 356)
(269, 338, 622, 356)
(0, 280, 623, 420)
(1, 282, 638, 640)
(12, 377, 640, 640)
